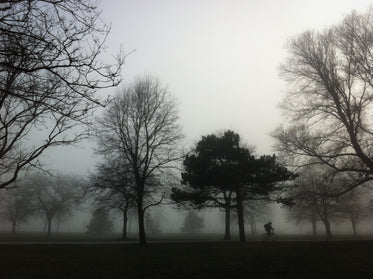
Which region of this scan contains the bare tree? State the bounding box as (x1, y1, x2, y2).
(290, 166, 342, 239)
(27, 173, 81, 237)
(0, 0, 124, 189)
(287, 199, 319, 236)
(85, 157, 135, 240)
(95, 76, 183, 245)
(0, 182, 34, 234)
(336, 187, 370, 236)
(273, 8, 373, 195)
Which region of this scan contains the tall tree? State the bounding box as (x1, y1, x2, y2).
(171, 131, 245, 240)
(0, 0, 124, 189)
(273, 8, 373, 195)
(95, 76, 183, 245)
(171, 130, 294, 242)
(27, 173, 81, 237)
(85, 157, 135, 240)
(0, 182, 34, 234)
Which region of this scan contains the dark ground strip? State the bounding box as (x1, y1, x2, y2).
(0, 241, 372, 279)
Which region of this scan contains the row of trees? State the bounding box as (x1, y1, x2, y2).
(79, 74, 297, 244)
(286, 166, 371, 238)
(85, 78, 291, 243)
(0, 174, 81, 236)
(0, 0, 181, 245)
(272, 7, 373, 238)
(0, 0, 293, 246)
(3, 0, 373, 244)
(0, 0, 128, 234)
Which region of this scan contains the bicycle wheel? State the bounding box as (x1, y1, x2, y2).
(269, 233, 278, 241)
(261, 233, 269, 241)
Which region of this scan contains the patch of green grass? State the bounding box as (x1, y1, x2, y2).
(0, 241, 372, 278)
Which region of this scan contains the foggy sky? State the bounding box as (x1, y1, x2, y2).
(42, 0, 373, 175)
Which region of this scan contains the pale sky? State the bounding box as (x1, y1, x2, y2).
(43, 0, 373, 175)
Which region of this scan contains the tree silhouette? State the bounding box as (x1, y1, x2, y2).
(336, 188, 369, 236)
(172, 130, 294, 242)
(95, 76, 183, 245)
(27, 173, 81, 237)
(273, 8, 373, 195)
(288, 166, 342, 239)
(287, 198, 319, 236)
(0, 182, 34, 234)
(85, 157, 135, 240)
(0, 0, 124, 189)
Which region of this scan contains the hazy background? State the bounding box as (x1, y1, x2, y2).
(42, 0, 373, 174)
(24, 0, 373, 236)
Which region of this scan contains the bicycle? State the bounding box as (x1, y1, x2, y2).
(261, 232, 278, 241)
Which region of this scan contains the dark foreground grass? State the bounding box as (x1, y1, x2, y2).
(0, 241, 372, 279)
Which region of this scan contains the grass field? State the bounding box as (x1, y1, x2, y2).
(0, 237, 373, 279)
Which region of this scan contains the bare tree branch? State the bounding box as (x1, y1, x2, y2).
(0, 0, 125, 188)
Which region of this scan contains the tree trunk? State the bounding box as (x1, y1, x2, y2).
(128, 218, 132, 233)
(351, 220, 357, 237)
(311, 220, 317, 236)
(56, 218, 60, 233)
(323, 220, 332, 239)
(47, 217, 52, 237)
(137, 200, 146, 245)
(223, 206, 231, 240)
(236, 186, 246, 243)
(11, 220, 16, 235)
(122, 205, 129, 240)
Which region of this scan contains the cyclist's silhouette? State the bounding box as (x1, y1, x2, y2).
(264, 222, 274, 236)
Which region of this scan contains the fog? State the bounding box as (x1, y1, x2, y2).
(39, 0, 373, 171)
(2, 0, 373, 240)
(5, 2, 373, 279)
(2, 202, 373, 240)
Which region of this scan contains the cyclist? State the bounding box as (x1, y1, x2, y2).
(264, 222, 274, 236)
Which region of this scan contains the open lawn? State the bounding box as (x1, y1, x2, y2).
(0, 239, 372, 279)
